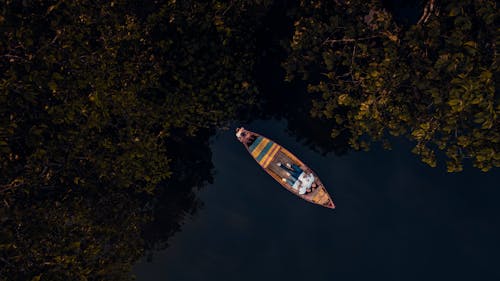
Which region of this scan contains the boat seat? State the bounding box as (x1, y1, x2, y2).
(248, 136, 264, 152)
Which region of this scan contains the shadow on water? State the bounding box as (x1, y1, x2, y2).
(140, 129, 215, 260)
(252, 0, 350, 156)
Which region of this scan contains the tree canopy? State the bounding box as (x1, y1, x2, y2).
(1, 0, 269, 194)
(284, 0, 499, 172)
(1, 1, 269, 280)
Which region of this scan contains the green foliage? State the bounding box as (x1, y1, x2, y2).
(1, 190, 146, 281)
(0, 0, 266, 194)
(0, 0, 269, 280)
(1, 0, 170, 194)
(284, 0, 499, 172)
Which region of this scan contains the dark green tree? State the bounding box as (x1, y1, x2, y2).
(1, 190, 146, 281)
(1, 1, 271, 280)
(284, 0, 498, 172)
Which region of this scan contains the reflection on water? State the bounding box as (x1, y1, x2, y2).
(134, 119, 500, 281)
(141, 130, 214, 258)
(253, 0, 351, 156)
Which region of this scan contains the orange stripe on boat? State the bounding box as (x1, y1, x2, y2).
(261, 144, 280, 168)
(258, 143, 276, 165)
(251, 138, 270, 159)
(259, 144, 280, 168)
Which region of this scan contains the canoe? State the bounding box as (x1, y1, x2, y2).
(236, 127, 335, 209)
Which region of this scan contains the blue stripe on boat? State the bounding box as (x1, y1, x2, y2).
(256, 141, 274, 162)
(248, 136, 263, 152)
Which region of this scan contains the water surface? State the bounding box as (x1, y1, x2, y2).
(134, 119, 500, 281)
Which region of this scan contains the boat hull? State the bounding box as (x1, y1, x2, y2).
(236, 128, 335, 209)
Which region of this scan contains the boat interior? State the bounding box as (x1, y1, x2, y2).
(267, 150, 321, 196)
(240, 129, 334, 208)
(267, 151, 299, 178)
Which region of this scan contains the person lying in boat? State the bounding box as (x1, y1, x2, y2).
(276, 162, 303, 179)
(281, 176, 312, 195)
(281, 177, 298, 186)
(286, 162, 304, 175)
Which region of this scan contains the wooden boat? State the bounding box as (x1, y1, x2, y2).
(236, 127, 335, 209)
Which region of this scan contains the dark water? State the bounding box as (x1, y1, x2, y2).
(134, 119, 500, 281)
(133, 2, 499, 280)
(382, 0, 424, 25)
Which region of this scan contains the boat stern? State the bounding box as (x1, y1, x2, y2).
(310, 186, 336, 209)
(324, 200, 336, 209)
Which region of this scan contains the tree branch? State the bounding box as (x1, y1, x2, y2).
(323, 35, 380, 45)
(0, 179, 24, 194)
(417, 0, 438, 25)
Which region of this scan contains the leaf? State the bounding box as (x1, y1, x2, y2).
(448, 7, 461, 17)
(464, 46, 477, 55)
(420, 123, 430, 130)
(463, 41, 476, 48)
(482, 120, 493, 129)
(412, 129, 425, 139)
(46, 5, 58, 14)
(479, 70, 492, 82)
(337, 94, 350, 105)
(47, 81, 57, 92)
(70, 241, 81, 249)
(330, 129, 341, 138)
(52, 72, 64, 81)
(484, 13, 496, 25)
(457, 136, 470, 147)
